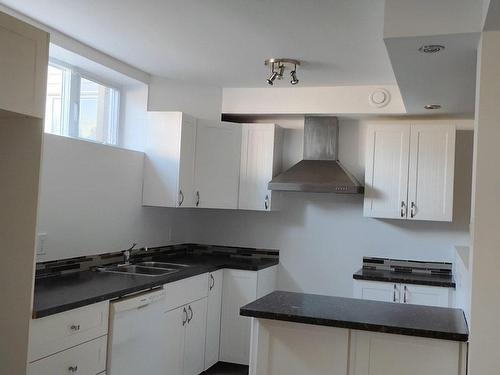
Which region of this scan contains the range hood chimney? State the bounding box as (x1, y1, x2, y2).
(268, 117, 364, 194)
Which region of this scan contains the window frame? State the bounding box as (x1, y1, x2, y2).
(46, 58, 121, 145)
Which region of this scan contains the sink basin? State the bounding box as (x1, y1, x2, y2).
(135, 261, 191, 269)
(97, 264, 179, 277)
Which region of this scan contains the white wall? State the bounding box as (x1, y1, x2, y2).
(37, 134, 193, 261)
(468, 30, 500, 375)
(182, 119, 473, 297)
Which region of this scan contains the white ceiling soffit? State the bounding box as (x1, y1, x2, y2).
(384, 0, 482, 116)
(484, 0, 500, 30)
(0, 0, 395, 88)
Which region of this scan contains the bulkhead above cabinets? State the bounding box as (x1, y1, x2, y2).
(142, 112, 283, 211)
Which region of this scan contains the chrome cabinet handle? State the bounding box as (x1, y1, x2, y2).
(178, 190, 184, 206)
(195, 191, 200, 207)
(68, 365, 78, 373)
(400, 201, 406, 218)
(393, 284, 397, 302)
(182, 307, 188, 326)
(187, 305, 193, 323)
(410, 202, 416, 218)
(70, 324, 80, 331)
(403, 285, 408, 303)
(209, 274, 215, 291)
(264, 195, 269, 210)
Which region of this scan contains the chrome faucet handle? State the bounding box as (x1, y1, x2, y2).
(122, 243, 137, 263)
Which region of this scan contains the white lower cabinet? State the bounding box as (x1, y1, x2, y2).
(349, 330, 466, 375)
(28, 335, 107, 375)
(353, 280, 452, 308)
(220, 266, 278, 365)
(204, 270, 224, 370)
(164, 298, 208, 375)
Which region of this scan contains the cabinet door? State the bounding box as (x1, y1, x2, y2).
(195, 121, 242, 209)
(164, 306, 186, 375)
(401, 284, 450, 307)
(353, 280, 399, 303)
(0, 11, 49, 118)
(407, 124, 455, 221)
(364, 124, 410, 219)
(220, 270, 258, 365)
(178, 115, 197, 207)
(205, 270, 223, 370)
(184, 298, 208, 375)
(239, 124, 278, 211)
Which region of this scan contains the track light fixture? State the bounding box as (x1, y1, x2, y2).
(265, 58, 301, 86)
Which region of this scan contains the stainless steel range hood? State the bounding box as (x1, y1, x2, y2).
(268, 117, 364, 194)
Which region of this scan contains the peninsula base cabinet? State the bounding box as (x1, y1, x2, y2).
(349, 330, 467, 375)
(249, 319, 467, 375)
(220, 266, 278, 365)
(353, 280, 452, 308)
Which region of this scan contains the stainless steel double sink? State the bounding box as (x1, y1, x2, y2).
(97, 261, 191, 277)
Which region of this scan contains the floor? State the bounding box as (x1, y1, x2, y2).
(203, 362, 249, 375)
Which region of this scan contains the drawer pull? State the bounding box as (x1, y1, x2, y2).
(68, 365, 78, 372)
(69, 324, 80, 331)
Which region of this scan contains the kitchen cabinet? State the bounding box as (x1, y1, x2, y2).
(239, 123, 283, 211)
(350, 330, 466, 375)
(0, 11, 49, 118)
(164, 299, 208, 375)
(194, 121, 242, 209)
(353, 280, 451, 308)
(364, 123, 455, 221)
(143, 112, 197, 208)
(205, 270, 223, 370)
(220, 266, 277, 365)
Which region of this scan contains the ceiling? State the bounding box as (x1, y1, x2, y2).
(2, 0, 396, 88)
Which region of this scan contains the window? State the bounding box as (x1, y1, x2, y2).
(44, 60, 120, 145)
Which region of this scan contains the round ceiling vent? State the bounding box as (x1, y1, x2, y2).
(418, 45, 445, 54)
(369, 88, 391, 108)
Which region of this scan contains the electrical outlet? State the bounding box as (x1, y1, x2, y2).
(37, 233, 47, 255)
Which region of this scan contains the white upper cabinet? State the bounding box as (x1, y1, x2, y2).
(0, 11, 49, 118)
(407, 124, 455, 221)
(194, 121, 242, 209)
(143, 112, 197, 208)
(238, 124, 283, 211)
(364, 123, 455, 222)
(364, 124, 410, 219)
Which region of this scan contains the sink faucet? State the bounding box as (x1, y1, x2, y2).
(122, 243, 137, 264)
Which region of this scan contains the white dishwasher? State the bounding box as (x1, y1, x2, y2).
(107, 288, 167, 375)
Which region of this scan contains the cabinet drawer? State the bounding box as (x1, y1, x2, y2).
(28, 335, 107, 375)
(29, 301, 109, 362)
(164, 273, 209, 311)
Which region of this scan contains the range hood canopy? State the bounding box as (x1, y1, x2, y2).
(268, 117, 364, 194)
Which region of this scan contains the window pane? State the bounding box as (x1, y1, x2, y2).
(78, 77, 119, 144)
(44, 65, 64, 134)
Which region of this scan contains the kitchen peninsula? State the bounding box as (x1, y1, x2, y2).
(241, 291, 468, 375)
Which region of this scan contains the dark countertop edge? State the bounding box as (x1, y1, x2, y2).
(32, 259, 278, 319)
(353, 272, 456, 288)
(239, 309, 468, 342)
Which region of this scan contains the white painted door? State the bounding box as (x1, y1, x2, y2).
(183, 298, 208, 375)
(178, 115, 197, 207)
(239, 124, 276, 211)
(164, 306, 185, 375)
(220, 270, 258, 365)
(195, 121, 242, 209)
(364, 124, 410, 219)
(401, 284, 450, 307)
(205, 270, 223, 370)
(0, 11, 49, 118)
(407, 124, 456, 221)
(353, 280, 399, 303)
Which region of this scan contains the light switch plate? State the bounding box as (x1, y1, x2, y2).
(37, 232, 47, 255)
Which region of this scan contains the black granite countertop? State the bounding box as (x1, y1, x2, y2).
(353, 268, 456, 288)
(33, 254, 278, 319)
(240, 291, 468, 342)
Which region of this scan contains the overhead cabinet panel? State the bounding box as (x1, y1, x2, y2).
(363, 124, 410, 219)
(194, 121, 242, 209)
